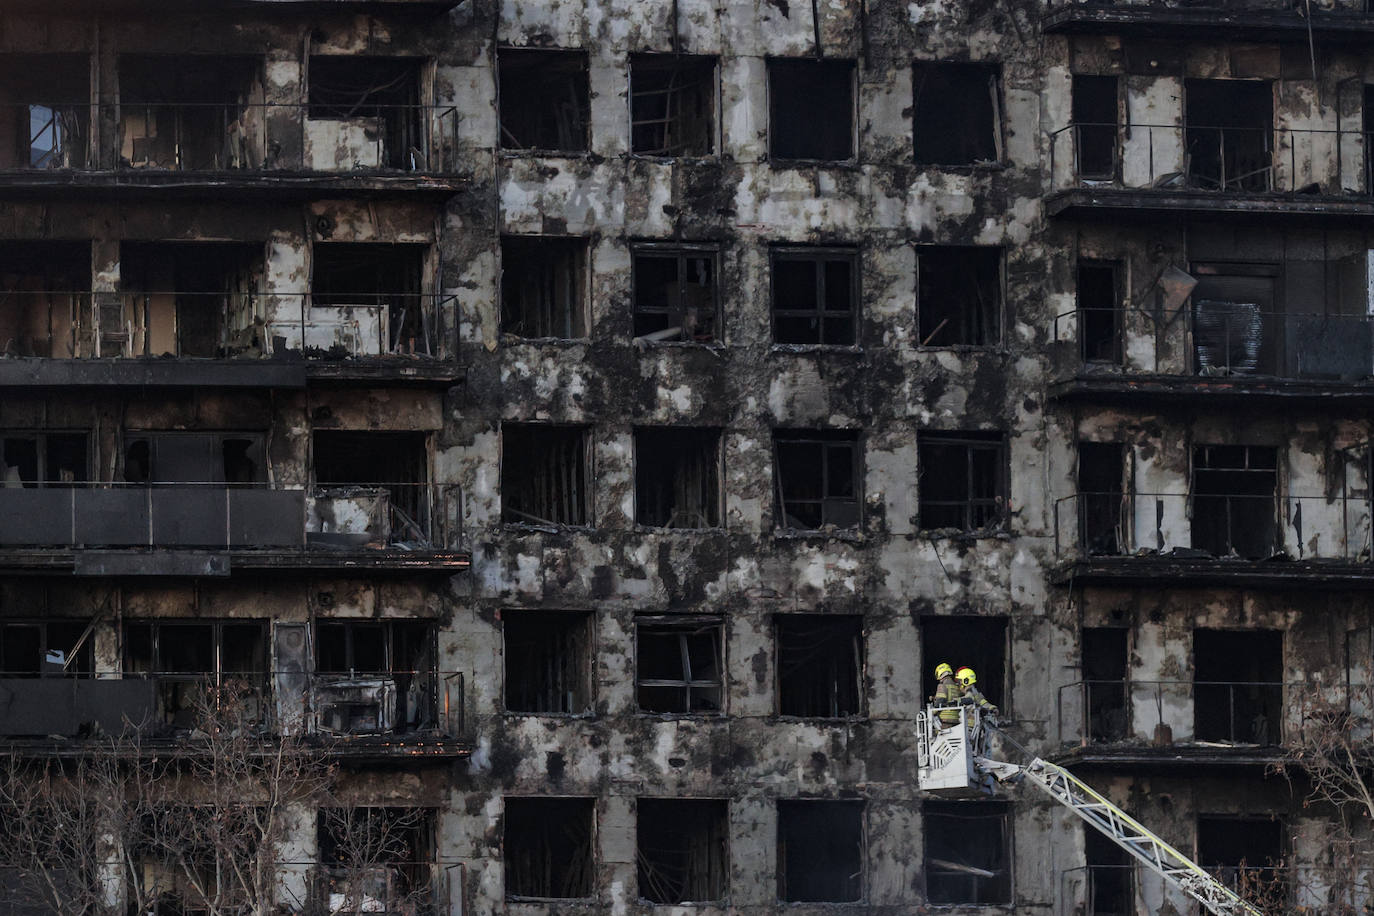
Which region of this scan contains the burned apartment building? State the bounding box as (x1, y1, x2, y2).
(0, 0, 1371, 913)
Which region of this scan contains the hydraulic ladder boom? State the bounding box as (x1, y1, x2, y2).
(976, 755, 1263, 916)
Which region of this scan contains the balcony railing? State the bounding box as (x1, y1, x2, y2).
(1053, 490, 1371, 562)
(0, 670, 465, 742)
(0, 291, 451, 361)
(1056, 678, 1374, 748)
(1049, 122, 1374, 196)
(1059, 863, 1285, 916)
(0, 102, 461, 175)
(0, 482, 460, 551)
(1056, 305, 1374, 382)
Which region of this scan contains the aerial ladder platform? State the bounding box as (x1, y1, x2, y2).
(915, 704, 1263, 916)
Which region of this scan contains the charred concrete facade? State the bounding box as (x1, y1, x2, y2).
(3, 0, 1374, 913)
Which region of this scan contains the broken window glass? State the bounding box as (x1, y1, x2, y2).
(637, 799, 728, 903)
(634, 427, 721, 528)
(0, 54, 90, 169)
(501, 236, 587, 339)
(776, 615, 862, 718)
(501, 424, 591, 526)
(768, 59, 855, 162)
(504, 797, 595, 899)
(636, 617, 723, 714)
(633, 245, 720, 343)
(499, 50, 590, 153)
(918, 431, 1006, 531)
(308, 56, 423, 170)
(914, 62, 1001, 166)
(772, 247, 858, 346)
(631, 55, 716, 157)
(917, 246, 1002, 347)
(924, 800, 1011, 904)
(776, 800, 863, 902)
(1191, 445, 1277, 559)
(773, 430, 860, 530)
(504, 611, 592, 715)
(0, 621, 93, 677)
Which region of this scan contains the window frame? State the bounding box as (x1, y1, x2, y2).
(635, 615, 725, 716)
(775, 799, 866, 903)
(914, 245, 1004, 349)
(629, 54, 720, 159)
(500, 423, 594, 528)
(766, 58, 858, 164)
(917, 431, 1008, 533)
(630, 242, 723, 344)
(0, 619, 95, 677)
(923, 799, 1013, 905)
(502, 610, 595, 716)
(770, 245, 861, 348)
(1, 429, 91, 488)
(499, 234, 590, 341)
(772, 429, 863, 531)
(912, 61, 1004, 168)
(773, 614, 865, 720)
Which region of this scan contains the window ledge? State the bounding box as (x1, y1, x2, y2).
(913, 160, 1009, 174)
(626, 153, 721, 164)
(773, 527, 865, 543)
(499, 149, 597, 161)
(501, 522, 597, 535)
(633, 525, 727, 535)
(777, 899, 869, 907)
(771, 715, 868, 725)
(768, 157, 862, 171)
(501, 711, 596, 721)
(634, 339, 727, 351)
(769, 343, 863, 355)
(916, 528, 1012, 542)
(635, 711, 728, 721)
(914, 344, 1006, 354)
(500, 335, 590, 347)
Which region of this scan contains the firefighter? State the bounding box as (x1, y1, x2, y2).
(955, 666, 999, 720)
(931, 662, 964, 727)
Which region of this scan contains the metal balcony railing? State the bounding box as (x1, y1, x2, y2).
(0, 102, 462, 175)
(1059, 863, 1286, 916)
(0, 481, 462, 551)
(1049, 122, 1374, 195)
(1055, 306, 1374, 382)
(0, 291, 451, 361)
(1053, 490, 1372, 562)
(0, 670, 465, 742)
(1056, 678, 1374, 748)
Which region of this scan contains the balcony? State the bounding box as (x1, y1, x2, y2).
(1051, 305, 1374, 407)
(1052, 490, 1374, 585)
(1061, 863, 1287, 916)
(0, 291, 458, 387)
(0, 670, 465, 755)
(1043, 0, 1374, 44)
(0, 102, 463, 196)
(1047, 123, 1374, 222)
(0, 483, 466, 575)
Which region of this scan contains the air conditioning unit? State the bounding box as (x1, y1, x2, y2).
(314, 676, 396, 734)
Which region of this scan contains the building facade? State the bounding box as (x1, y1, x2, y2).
(0, 0, 1369, 912)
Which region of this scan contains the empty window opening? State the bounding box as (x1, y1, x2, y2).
(776, 800, 863, 902)
(913, 62, 1001, 166)
(2, 431, 88, 487)
(768, 59, 855, 162)
(318, 807, 435, 911)
(500, 237, 587, 339)
(499, 50, 590, 153)
(1193, 629, 1282, 744)
(0, 240, 91, 359)
(134, 809, 256, 914)
(502, 424, 591, 527)
(315, 620, 437, 733)
(636, 617, 723, 714)
(1365, 85, 1374, 192)
(1191, 262, 1279, 376)
(1186, 79, 1273, 192)
(918, 431, 1006, 532)
(312, 430, 429, 544)
(637, 799, 727, 903)
(311, 243, 428, 357)
(1197, 816, 1285, 901)
(120, 55, 263, 170)
(504, 611, 592, 715)
(1078, 442, 1125, 556)
(920, 616, 1007, 709)
(772, 247, 858, 346)
(0, 621, 93, 676)
(1192, 444, 1277, 559)
(924, 800, 1011, 904)
(1078, 261, 1122, 364)
(633, 245, 720, 343)
(631, 55, 716, 157)
(309, 56, 424, 171)
(773, 429, 860, 530)
(504, 797, 594, 899)
(776, 615, 862, 719)
(1073, 75, 1118, 180)
(120, 242, 264, 358)
(1086, 825, 1132, 916)
(635, 427, 721, 528)
(124, 620, 268, 731)
(1083, 627, 1128, 743)
(122, 432, 265, 485)
(0, 54, 89, 169)
(917, 246, 1002, 347)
